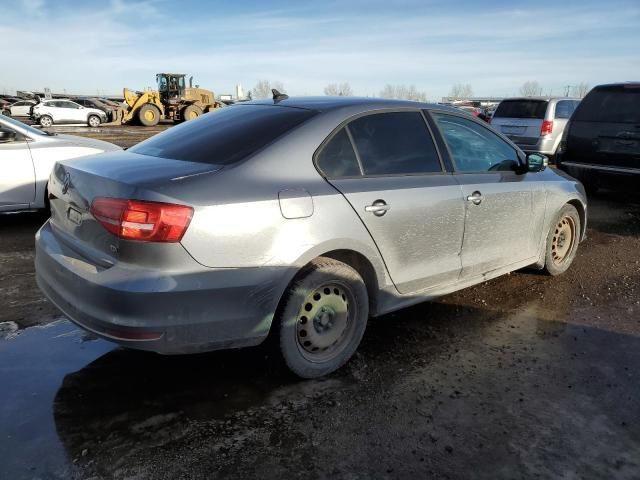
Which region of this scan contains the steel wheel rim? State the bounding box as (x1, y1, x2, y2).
(551, 216, 576, 266)
(296, 282, 355, 363)
(144, 109, 156, 122)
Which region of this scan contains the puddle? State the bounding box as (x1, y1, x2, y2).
(0, 320, 115, 479)
(0, 319, 349, 479)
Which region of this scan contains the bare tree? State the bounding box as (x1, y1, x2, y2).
(571, 82, 590, 98)
(324, 82, 353, 96)
(379, 84, 428, 102)
(520, 81, 543, 97)
(448, 83, 474, 101)
(251, 80, 286, 99)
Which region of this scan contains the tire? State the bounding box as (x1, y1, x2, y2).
(87, 115, 101, 128)
(182, 104, 202, 121)
(138, 104, 161, 126)
(543, 204, 581, 276)
(275, 257, 369, 378)
(39, 115, 53, 127)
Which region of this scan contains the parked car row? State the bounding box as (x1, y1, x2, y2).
(1, 96, 118, 126)
(488, 83, 639, 189)
(31, 99, 109, 127)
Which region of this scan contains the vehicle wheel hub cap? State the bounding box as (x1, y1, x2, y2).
(297, 284, 350, 354)
(551, 216, 576, 265)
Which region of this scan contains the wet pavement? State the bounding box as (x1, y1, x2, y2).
(1, 125, 640, 479)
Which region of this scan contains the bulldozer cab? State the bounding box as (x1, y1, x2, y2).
(157, 73, 185, 103)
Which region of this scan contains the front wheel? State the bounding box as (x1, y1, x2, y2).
(138, 103, 161, 126)
(543, 204, 581, 276)
(182, 104, 203, 121)
(276, 258, 369, 378)
(39, 115, 53, 127)
(87, 115, 101, 127)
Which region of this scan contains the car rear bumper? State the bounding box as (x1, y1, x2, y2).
(35, 220, 290, 354)
(512, 136, 556, 155)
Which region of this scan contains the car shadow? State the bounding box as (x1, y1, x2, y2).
(51, 300, 495, 463)
(586, 187, 640, 237)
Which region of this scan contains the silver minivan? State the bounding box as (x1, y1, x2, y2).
(491, 97, 580, 158)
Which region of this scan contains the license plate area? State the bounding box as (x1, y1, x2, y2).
(67, 206, 83, 226)
(502, 125, 526, 135)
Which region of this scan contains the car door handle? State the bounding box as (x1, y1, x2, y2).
(466, 191, 483, 205)
(365, 200, 390, 216)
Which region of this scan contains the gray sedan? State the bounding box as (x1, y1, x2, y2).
(35, 97, 586, 378)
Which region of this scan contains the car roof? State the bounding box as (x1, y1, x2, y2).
(498, 97, 580, 102)
(592, 82, 640, 89)
(240, 96, 461, 114)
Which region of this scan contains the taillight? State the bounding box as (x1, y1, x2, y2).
(541, 120, 553, 136)
(90, 197, 193, 242)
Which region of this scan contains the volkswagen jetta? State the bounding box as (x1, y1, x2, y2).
(35, 96, 587, 378)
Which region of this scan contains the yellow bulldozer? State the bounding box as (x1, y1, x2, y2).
(115, 73, 223, 126)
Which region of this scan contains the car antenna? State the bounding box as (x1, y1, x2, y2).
(272, 89, 289, 103)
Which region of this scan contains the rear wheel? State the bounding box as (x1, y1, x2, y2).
(39, 115, 53, 127)
(87, 115, 101, 128)
(276, 258, 369, 378)
(543, 204, 580, 276)
(182, 104, 202, 121)
(138, 104, 161, 126)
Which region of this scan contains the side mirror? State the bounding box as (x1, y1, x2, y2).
(0, 128, 17, 143)
(526, 153, 548, 173)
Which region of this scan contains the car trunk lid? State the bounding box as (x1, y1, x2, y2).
(47, 151, 222, 265)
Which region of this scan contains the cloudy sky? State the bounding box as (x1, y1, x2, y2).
(2, 0, 639, 100)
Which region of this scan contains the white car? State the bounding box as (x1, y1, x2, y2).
(32, 99, 108, 128)
(9, 100, 36, 117)
(0, 114, 121, 212)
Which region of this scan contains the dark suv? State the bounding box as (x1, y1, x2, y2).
(557, 83, 640, 192)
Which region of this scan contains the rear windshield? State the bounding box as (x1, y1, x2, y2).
(130, 104, 316, 164)
(573, 86, 640, 124)
(494, 100, 548, 119)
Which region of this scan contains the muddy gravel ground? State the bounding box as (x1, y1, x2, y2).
(1, 125, 640, 479)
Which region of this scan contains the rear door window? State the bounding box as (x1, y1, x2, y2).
(573, 87, 640, 124)
(554, 100, 579, 119)
(130, 104, 316, 165)
(316, 129, 361, 177)
(494, 100, 548, 119)
(432, 113, 519, 173)
(347, 112, 442, 175)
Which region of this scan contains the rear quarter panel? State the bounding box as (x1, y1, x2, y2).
(175, 109, 394, 291)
